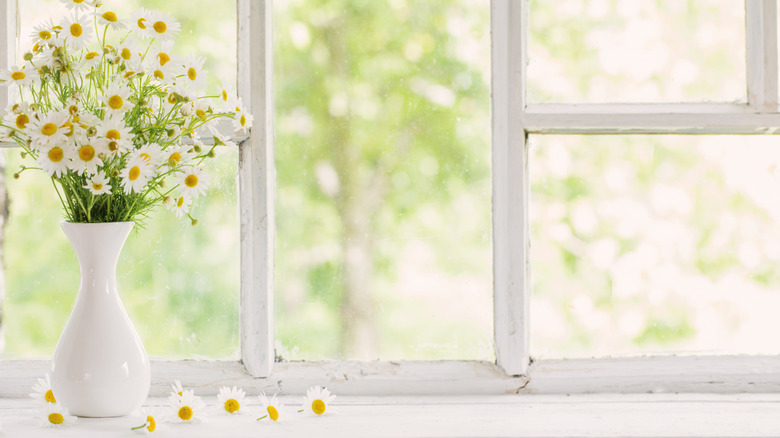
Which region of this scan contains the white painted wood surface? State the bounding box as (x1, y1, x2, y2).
(745, 0, 778, 112)
(0, 394, 778, 437)
(491, 0, 529, 377)
(237, 0, 275, 378)
(0, 0, 17, 111)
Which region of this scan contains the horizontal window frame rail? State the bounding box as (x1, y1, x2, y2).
(522, 103, 780, 134)
(1, 356, 779, 397)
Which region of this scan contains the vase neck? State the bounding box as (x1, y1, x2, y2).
(61, 222, 134, 285)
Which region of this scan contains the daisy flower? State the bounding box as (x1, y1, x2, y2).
(99, 81, 133, 114)
(180, 55, 207, 91)
(98, 115, 134, 155)
(37, 144, 73, 177)
(134, 142, 164, 167)
(177, 167, 209, 199)
(29, 374, 57, 404)
(215, 81, 235, 111)
(129, 8, 155, 39)
(217, 386, 246, 415)
(80, 50, 102, 70)
(69, 138, 106, 176)
(150, 40, 175, 68)
(233, 110, 253, 136)
(30, 21, 59, 46)
(166, 194, 192, 218)
(3, 104, 32, 133)
(131, 408, 158, 434)
(257, 393, 284, 422)
(120, 156, 155, 194)
(117, 39, 143, 71)
(164, 145, 195, 168)
(148, 10, 180, 40)
(302, 386, 335, 416)
(148, 62, 176, 85)
(167, 389, 204, 423)
(60, 0, 95, 13)
(170, 379, 185, 400)
(60, 14, 93, 50)
(0, 65, 39, 87)
(27, 110, 69, 149)
(39, 403, 77, 427)
(84, 172, 112, 195)
(95, 10, 127, 30)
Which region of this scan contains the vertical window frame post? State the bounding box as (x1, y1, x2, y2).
(491, 0, 529, 376)
(237, 0, 275, 378)
(746, 0, 778, 113)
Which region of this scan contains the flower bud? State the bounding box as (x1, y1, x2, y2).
(111, 169, 120, 178)
(163, 196, 172, 206)
(159, 180, 166, 188)
(191, 219, 199, 227)
(20, 152, 27, 158)
(208, 150, 216, 158)
(13, 173, 20, 179)
(23, 52, 33, 61)
(193, 144, 202, 153)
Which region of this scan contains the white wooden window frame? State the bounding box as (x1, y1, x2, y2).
(0, 0, 779, 398)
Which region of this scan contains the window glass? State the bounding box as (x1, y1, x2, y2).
(274, 0, 493, 361)
(531, 135, 780, 358)
(2, 0, 239, 359)
(528, 0, 745, 103)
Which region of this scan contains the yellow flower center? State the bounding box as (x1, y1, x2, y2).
(39, 30, 51, 40)
(224, 399, 240, 414)
(70, 23, 82, 37)
(42, 123, 57, 136)
(154, 70, 164, 80)
(79, 145, 95, 161)
(196, 109, 206, 120)
(106, 129, 121, 140)
(128, 166, 141, 181)
(168, 152, 182, 166)
(267, 405, 279, 421)
(62, 121, 74, 136)
(312, 399, 326, 415)
(69, 105, 79, 115)
(121, 48, 131, 60)
(178, 406, 193, 421)
(108, 95, 123, 110)
(73, 0, 85, 3)
(146, 416, 156, 432)
(167, 95, 177, 104)
(187, 68, 197, 81)
(48, 147, 64, 163)
(176, 196, 185, 208)
(92, 183, 103, 191)
(11, 71, 25, 80)
(15, 114, 29, 129)
(108, 141, 119, 151)
(85, 52, 99, 60)
(153, 21, 167, 33)
(32, 42, 39, 52)
(137, 18, 147, 29)
(157, 53, 170, 66)
(44, 389, 56, 403)
(102, 11, 118, 22)
(48, 413, 64, 424)
(221, 90, 228, 101)
(124, 71, 135, 78)
(240, 114, 246, 127)
(140, 153, 152, 163)
(184, 174, 198, 188)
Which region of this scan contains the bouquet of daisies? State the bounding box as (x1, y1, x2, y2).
(0, 0, 251, 225)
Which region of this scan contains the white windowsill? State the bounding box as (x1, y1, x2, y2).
(1, 394, 778, 437)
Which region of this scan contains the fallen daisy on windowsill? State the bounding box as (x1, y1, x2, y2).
(131, 408, 159, 434)
(38, 403, 77, 427)
(257, 392, 285, 422)
(167, 389, 205, 424)
(217, 386, 247, 415)
(29, 374, 57, 405)
(300, 386, 336, 416)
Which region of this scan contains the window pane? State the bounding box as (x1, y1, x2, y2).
(531, 135, 780, 358)
(528, 1, 745, 103)
(274, 0, 493, 361)
(2, 0, 239, 358)
(3, 147, 239, 359)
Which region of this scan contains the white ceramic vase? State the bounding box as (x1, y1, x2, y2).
(51, 221, 150, 417)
